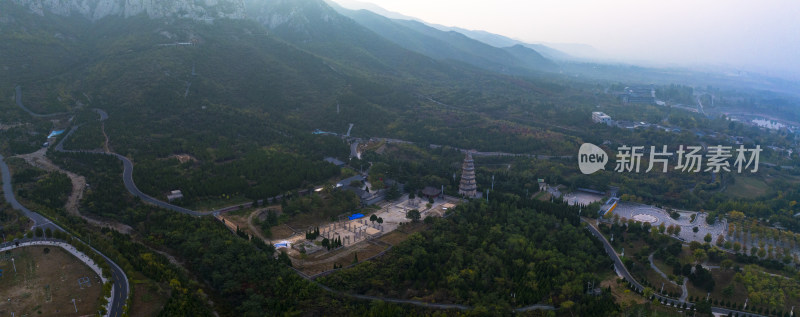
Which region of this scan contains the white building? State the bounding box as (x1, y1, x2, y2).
(592, 112, 613, 125)
(167, 190, 183, 202)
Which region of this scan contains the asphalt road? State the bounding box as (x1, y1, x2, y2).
(0, 154, 57, 231)
(53, 124, 205, 217)
(15, 91, 764, 315)
(582, 219, 764, 317)
(0, 155, 128, 317)
(14, 85, 66, 117)
(113, 152, 203, 216)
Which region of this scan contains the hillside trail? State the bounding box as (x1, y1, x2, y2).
(247, 209, 270, 243)
(13, 148, 132, 234)
(102, 122, 111, 153)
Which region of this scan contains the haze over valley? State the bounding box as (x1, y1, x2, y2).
(1, 1, 799, 316)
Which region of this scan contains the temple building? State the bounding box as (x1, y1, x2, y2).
(458, 153, 478, 197)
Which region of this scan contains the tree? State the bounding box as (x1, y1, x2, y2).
(704, 233, 712, 243)
(643, 287, 654, 299)
(561, 300, 575, 317)
(721, 259, 733, 271)
(406, 209, 421, 222)
(722, 285, 734, 297)
(733, 242, 741, 252)
(370, 214, 378, 224)
(377, 217, 383, 225)
(385, 183, 401, 200)
(715, 234, 725, 246)
(728, 210, 745, 221)
(674, 226, 681, 235)
(409, 192, 415, 199)
(695, 300, 712, 315)
(693, 226, 699, 233)
(35, 227, 43, 237)
(693, 248, 707, 264)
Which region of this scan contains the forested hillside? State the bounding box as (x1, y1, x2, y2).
(321, 197, 617, 314)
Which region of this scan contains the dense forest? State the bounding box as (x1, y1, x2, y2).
(132, 149, 342, 208)
(321, 196, 617, 315)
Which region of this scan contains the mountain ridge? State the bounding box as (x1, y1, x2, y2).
(11, 0, 246, 21)
(328, 4, 556, 74)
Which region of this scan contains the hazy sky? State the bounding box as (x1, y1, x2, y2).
(333, 0, 800, 80)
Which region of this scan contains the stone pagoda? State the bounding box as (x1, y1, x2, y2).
(458, 153, 478, 197)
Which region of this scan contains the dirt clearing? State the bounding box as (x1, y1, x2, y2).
(0, 246, 103, 316)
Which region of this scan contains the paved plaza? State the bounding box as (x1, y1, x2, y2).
(563, 190, 605, 206)
(280, 195, 457, 250)
(609, 202, 727, 243)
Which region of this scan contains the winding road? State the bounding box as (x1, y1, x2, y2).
(52, 116, 206, 217)
(0, 155, 129, 317)
(10, 85, 765, 315)
(648, 252, 688, 302)
(583, 219, 764, 317)
(14, 85, 67, 117)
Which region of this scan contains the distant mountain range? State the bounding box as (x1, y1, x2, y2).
(325, 0, 609, 61)
(10, 0, 246, 21)
(326, 3, 557, 74)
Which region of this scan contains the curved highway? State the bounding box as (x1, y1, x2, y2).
(582, 219, 764, 317)
(14, 85, 67, 117)
(14, 86, 764, 315)
(53, 117, 205, 217)
(0, 155, 128, 317)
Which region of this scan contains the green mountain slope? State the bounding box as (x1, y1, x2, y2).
(1, 0, 589, 205)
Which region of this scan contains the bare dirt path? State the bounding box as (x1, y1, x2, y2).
(13, 148, 132, 234)
(247, 209, 272, 243)
(101, 122, 111, 153)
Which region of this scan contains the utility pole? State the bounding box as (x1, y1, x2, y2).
(491, 174, 494, 191)
(486, 189, 489, 203)
(11, 258, 16, 273)
(660, 283, 664, 294)
(72, 298, 77, 313)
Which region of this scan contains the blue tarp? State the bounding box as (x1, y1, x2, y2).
(349, 213, 364, 220)
(274, 243, 288, 248)
(47, 130, 65, 138)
